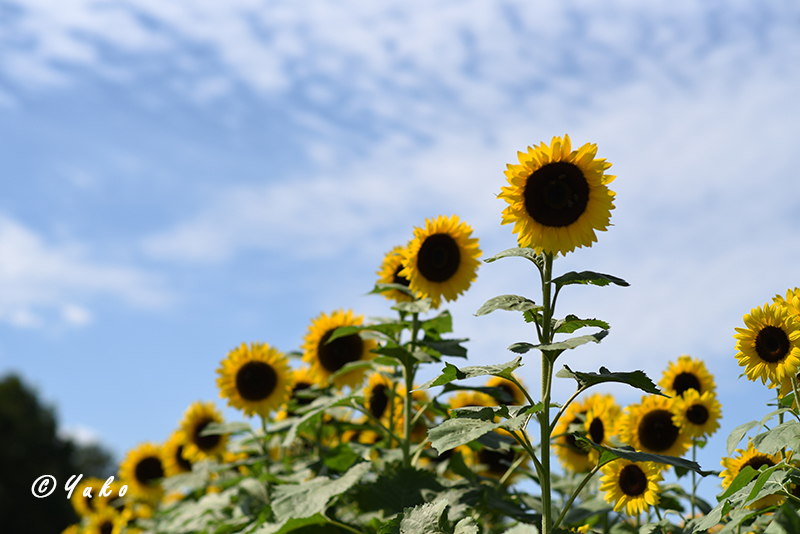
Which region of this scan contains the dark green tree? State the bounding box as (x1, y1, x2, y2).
(0, 373, 115, 533)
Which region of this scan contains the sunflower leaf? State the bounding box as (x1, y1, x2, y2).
(419, 337, 469, 358)
(326, 323, 406, 344)
(200, 422, 251, 436)
(553, 315, 610, 334)
(475, 295, 541, 316)
(688, 500, 732, 533)
(509, 331, 608, 354)
(751, 421, 800, 455)
(381, 500, 450, 534)
(483, 247, 544, 268)
(555, 365, 663, 396)
(766, 501, 800, 534)
(579, 440, 712, 476)
(393, 299, 432, 314)
(427, 417, 504, 454)
(726, 420, 760, 456)
(421, 310, 453, 337)
(282, 394, 356, 447)
(550, 271, 630, 289)
(418, 357, 523, 389)
(370, 282, 415, 297)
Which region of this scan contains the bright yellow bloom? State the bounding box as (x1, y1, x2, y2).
(118, 442, 165, 503)
(600, 460, 663, 516)
(721, 441, 787, 509)
(179, 401, 228, 462)
(161, 430, 193, 477)
(376, 245, 414, 302)
(617, 395, 690, 458)
(659, 355, 716, 397)
(217, 342, 294, 418)
(553, 393, 619, 473)
(671, 389, 721, 439)
(734, 303, 800, 386)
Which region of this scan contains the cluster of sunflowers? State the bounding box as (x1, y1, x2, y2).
(60, 136, 800, 534)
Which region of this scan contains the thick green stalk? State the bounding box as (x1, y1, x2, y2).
(402, 312, 420, 468)
(539, 253, 555, 534)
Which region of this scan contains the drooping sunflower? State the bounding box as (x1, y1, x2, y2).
(499, 134, 615, 256)
(600, 460, 663, 516)
(721, 441, 787, 509)
(161, 430, 193, 477)
(118, 442, 165, 502)
(485, 375, 527, 406)
(617, 395, 690, 458)
(85, 507, 121, 534)
(553, 393, 617, 473)
(217, 342, 294, 419)
(376, 245, 415, 302)
(671, 389, 722, 439)
(659, 355, 716, 397)
(734, 302, 800, 386)
(302, 309, 377, 389)
(399, 215, 481, 309)
(179, 401, 228, 462)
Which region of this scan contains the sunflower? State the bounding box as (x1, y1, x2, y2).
(448, 390, 495, 413)
(376, 245, 414, 302)
(161, 430, 193, 477)
(302, 309, 377, 389)
(217, 342, 294, 419)
(499, 135, 615, 256)
(61, 526, 80, 534)
(774, 288, 800, 319)
(583, 394, 622, 458)
(617, 395, 690, 458)
(485, 375, 527, 406)
(399, 215, 481, 309)
(179, 401, 228, 462)
(85, 508, 121, 534)
(363, 371, 401, 423)
(671, 389, 722, 439)
(734, 303, 800, 386)
(600, 460, 663, 516)
(118, 442, 165, 502)
(70, 476, 108, 517)
(721, 441, 786, 509)
(659, 355, 716, 397)
(553, 393, 617, 473)
(276, 367, 319, 420)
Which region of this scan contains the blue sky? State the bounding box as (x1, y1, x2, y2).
(2, 0, 800, 501)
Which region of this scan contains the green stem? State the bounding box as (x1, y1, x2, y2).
(349, 400, 402, 445)
(539, 253, 555, 534)
(691, 441, 697, 518)
(499, 453, 528, 486)
(402, 312, 421, 468)
(324, 512, 365, 534)
(551, 385, 588, 430)
(553, 463, 601, 529)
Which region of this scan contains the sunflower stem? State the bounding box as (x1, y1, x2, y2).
(791, 375, 800, 418)
(499, 452, 528, 486)
(552, 463, 601, 530)
(402, 311, 421, 469)
(539, 252, 555, 534)
(691, 441, 697, 518)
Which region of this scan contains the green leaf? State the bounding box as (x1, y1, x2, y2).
(751, 421, 800, 455)
(271, 462, 370, 522)
(454, 517, 480, 534)
(374, 345, 415, 365)
(718, 466, 758, 500)
(509, 331, 608, 354)
(745, 464, 784, 504)
(323, 443, 360, 472)
(483, 247, 544, 268)
(354, 467, 445, 516)
(393, 299, 432, 314)
(727, 420, 759, 456)
(421, 310, 454, 337)
(282, 394, 356, 447)
(555, 365, 663, 396)
(765, 501, 800, 534)
(326, 322, 408, 343)
(689, 499, 731, 533)
(427, 417, 503, 454)
(475, 295, 541, 316)
(419, 357, 523, 389)
(251, 514, 328, 534)
(199, 421, 251, 436)
(385, 500, 449, 534)
(580, 441, 712, 475)
(328, 360, 376, 382)
(502, 524, 540, 534)
(553, 314, 610, 334)
(550, 271, 630, 288)
(371, 282, 415, 297)
(420, 337, 469, 358)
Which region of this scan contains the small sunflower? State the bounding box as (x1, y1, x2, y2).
(618, 395, 690, 458)
(118, 442, 165, 502)
(179, 401, 228, 462)
(499, 135, 615, 256)
(85, 508, 121, 534)
(376, 245, 414, 302)
(399, 215, 481, 309)
(600, 460, 663, 516)
(734, 303, 800, 386)
(276, 367, 319, 420)
(721, 441, 786, 509)
(774, 288, 800, 320)
(162, 430, 193, 477)
(302, 309, 377, 389)
(69, 476, 107, 517)
(553, 393, 617, 472)
(485, 375, 527, 406)
(217, 342, 294, 418)
(672, 389, 722, 439)
(659, 355, 716, 397)
(583, 394, 622, 453)
(363, 371, 401, 423)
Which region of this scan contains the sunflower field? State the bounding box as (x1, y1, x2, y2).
(64, 136, 800, 534)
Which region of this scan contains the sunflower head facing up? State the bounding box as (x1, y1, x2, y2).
(217, 342, 294, 419)
(179, 401, 228, 462)
(376, 245, 415, 303)
(734, 303, 800, 386)
(671, 389, 722, 440)
(119, 442, 166, 503)
(499, 135, 615, 256)
(399, 215, 481, 309)
(721, 441, 787, 509)
(484, 375, 527, 406)
(618, 395, 690, 458)
(600, 459, 663, 517)
(161, 430, 193, 478)
(302, 309, 377, 389)
(659, 355, 716, 398)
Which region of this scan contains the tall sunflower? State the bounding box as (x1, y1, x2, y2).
(734, 303, 800, 386)
(179, 401, 228, 462)
(671, 389, 721, 439)
(721, 441, 786, 509)
(162, 430, 193, 478)
(399, 215, 481, 309)
(118, 442, 165, 503)
(217, 342, 294, 419)
(617, 395, 690, 458)
(302, 309, 377, 389)
(499, 135, 615, 256)
(376, 245, 414, 302)
(600, 460, 663, 516)
(659, 355, 716, 397)
(553, 393, 617, 473)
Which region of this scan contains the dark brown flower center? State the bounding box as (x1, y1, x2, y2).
(742, 456, 774, 474)
(523, 161, 589, 227)
(369, 384, 389, 419)
(563, 417, 589, 456)
(100, 520, 114, 534)
(293, 381, 314, 406)
(235, 361, 278, 401)
(416, 233, 461, 282)
(672, 372, 702, 396)
(194, 420, 221, 452)
(638, 409, 679, 452)
(478, 448, 515, 475)
(393, 266, 411, 287)
(318, 330, 364, 373)
(135, 456, 164, 486)
(619, 464, 648, 496)
(686, 404, 709, 425)
(755, 326, 790, 363)
(589, 417, 605, 444)
(175, 444, 192, 472)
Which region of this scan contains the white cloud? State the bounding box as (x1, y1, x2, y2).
(58, 423, 101, 446)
